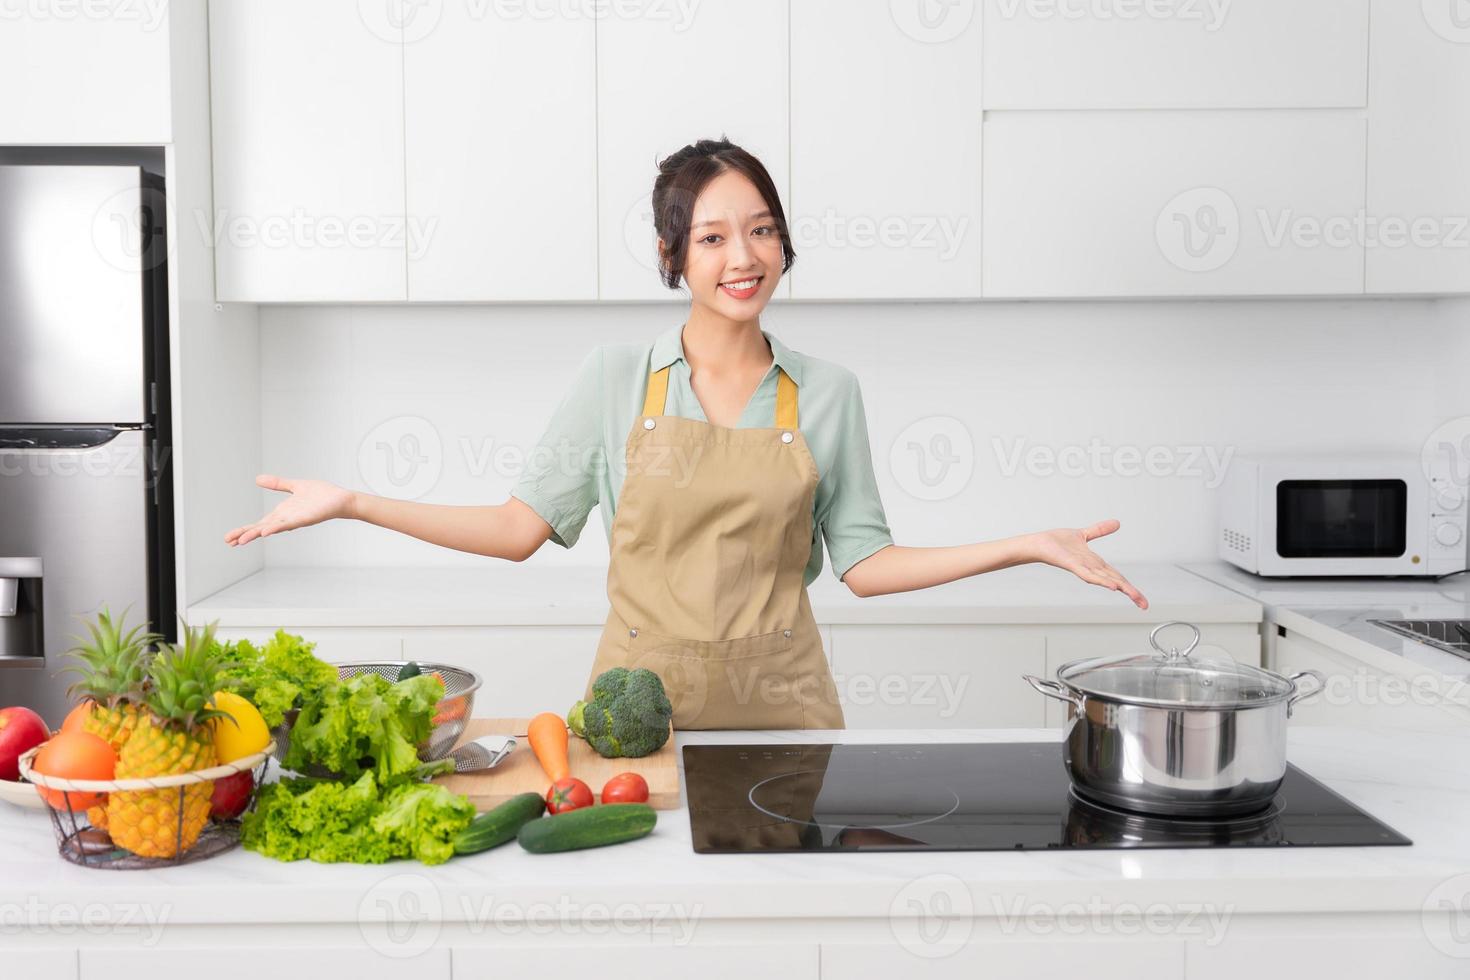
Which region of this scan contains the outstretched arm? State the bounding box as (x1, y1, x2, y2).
(223, 474, 553, 562)
(839, 519, 1149, 610)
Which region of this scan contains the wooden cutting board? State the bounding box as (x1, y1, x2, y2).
(435, 718, 681, 811)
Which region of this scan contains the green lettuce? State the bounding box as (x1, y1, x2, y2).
(218, 630, 339, 727)
(282, 672, 445, 783)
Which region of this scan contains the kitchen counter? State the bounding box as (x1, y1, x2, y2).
(2, 724, 1468, 976)
(187, 561, 1262, 628)
(1182, 560, 1470, 681)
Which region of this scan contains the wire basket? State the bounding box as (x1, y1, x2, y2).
(17, 741, 275, 870)
(271, 661, 480, 772)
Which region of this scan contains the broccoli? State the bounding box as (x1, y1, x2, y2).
(567, 666, 673, 758)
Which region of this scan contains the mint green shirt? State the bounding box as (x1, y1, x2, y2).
(511, 322, 894, 585)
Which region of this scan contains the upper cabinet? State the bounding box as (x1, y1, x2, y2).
(1365, 0, 1470, 294)
(790, 0, 982, 299)
(982, 112, 1367, 298)
(403, 6, 596, 301)
(596, 0, 790, 302)
(982, 0, 1370, 109)
(0, 1, 171, 143)
(209, 0, 407, 301)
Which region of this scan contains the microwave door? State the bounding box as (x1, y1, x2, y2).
(0, 165, 148, 425)
(0, 427, 152, 724)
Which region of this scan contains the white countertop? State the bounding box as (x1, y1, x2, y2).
(1182, 561, 1470, 681)
(187, 562, 1262, 628)
(0, 725, 1464, 929)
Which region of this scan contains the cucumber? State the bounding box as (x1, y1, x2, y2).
(453, 793, 546, 855)
(517, 803, 656, 854)
(396, 661, 423, 681)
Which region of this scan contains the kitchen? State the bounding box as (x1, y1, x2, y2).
(2, 0, 1470, 976)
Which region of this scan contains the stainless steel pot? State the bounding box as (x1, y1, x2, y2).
(1023, 621, 1324, 818)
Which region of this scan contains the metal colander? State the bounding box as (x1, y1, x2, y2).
(271, 661, 481, 772)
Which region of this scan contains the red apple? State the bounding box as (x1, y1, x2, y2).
(210, 769, 255, 820)
(0, 707, 51, 782)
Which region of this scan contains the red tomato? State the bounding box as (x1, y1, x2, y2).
(29, 731, 116, 811)
(210, 769, 255, 820)
(601, 772, 649, 804)
(545, 777, 593, 814)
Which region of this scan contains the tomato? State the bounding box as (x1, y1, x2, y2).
(545, 777, 594, 814)
(29, 731, 116, 811)
(210, 769, 256, 820)
(601, 772, 649, 804)
(60, 702, 92, 736)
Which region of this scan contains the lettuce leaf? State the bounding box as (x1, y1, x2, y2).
(218, 630, 339, 728)
(282, 672, 445, 783)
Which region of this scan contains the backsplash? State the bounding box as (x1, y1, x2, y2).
(256, 297, 1463, 573)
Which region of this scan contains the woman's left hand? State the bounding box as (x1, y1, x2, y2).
(1025, 519, 1149, 610)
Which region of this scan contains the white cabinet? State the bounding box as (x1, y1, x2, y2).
(80, 949, 447, 980)
(821, 940, 1184, 979)
(982, 0, 1368, 110)
(402, 627, 602, 717)
(596, 0, 790, 301)
(404, 6, 597, 300)
(982, 111, 1367, 298)
(0, 3, 170, 143)
(789, 0, 982, 299)
(1365, 0, 1470, 294)
(209, 0, 407, 301)
(830, 625, 1045, 729)
(10, 951, 75, 980)
(456, 944, 817, 980)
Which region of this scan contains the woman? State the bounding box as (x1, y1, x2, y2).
(225, 138, 1148, 731)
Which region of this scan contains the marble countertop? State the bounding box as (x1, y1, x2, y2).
(1182, 561, 1470, 681)
(0, 725, 1464, 928)
(187, 562, 1262, 628)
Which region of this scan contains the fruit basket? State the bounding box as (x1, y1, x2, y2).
(271, 661, 479, 769)
(17, 741, 274, 870)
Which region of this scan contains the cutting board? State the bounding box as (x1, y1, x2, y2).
(435, 718, 680, 811)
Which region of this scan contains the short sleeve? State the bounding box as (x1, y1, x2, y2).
(816, 373, 894, 580)
(510, 347, 605, 549)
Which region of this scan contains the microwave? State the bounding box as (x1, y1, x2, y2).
(1218, 454, 1469, 577)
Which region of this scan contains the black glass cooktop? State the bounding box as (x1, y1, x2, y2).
(682, 742, 1412, 853)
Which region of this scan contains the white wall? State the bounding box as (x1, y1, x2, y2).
(249, 297, 1454, 575)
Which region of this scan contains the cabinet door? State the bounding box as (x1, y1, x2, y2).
(404, 6, 596, 300)
(209, 0, 407, 301)
(0, 3, 170, 142)
(1365, 0, 1470, 293)
(829, 625, 1045, 728)
(597, 0, 790, 301)
(457, 945, 817, 980)
(790, 0, 982, 298)
(983, 0, 1368, 110)
(81, 949, 447, 980)
(1043, 623, 1261, 728)
(402, 627, 602, 717)
(821, 940, 1183, 979)
(982, 112, 1366, 298)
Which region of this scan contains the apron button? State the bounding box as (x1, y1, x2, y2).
(780, 430, 793, 443)
(643, 418, 656, 430)
(629, 628, 638, 638)
(783, 629, 792, 638)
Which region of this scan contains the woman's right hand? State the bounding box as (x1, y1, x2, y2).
(224, 474, 356, 547)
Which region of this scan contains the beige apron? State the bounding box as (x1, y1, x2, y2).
(584, 359, 846, 730)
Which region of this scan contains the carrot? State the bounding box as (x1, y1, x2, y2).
(527, 711, 570, 783)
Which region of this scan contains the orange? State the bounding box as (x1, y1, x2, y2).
(30, 731, 116, 811)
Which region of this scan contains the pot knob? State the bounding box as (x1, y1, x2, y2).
(1148, 621, 1201, 661)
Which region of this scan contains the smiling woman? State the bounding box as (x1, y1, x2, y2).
(224, 136, 1147, 732)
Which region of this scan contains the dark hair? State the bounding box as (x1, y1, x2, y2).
(650, 137, 797, 290)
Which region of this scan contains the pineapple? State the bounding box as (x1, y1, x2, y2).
(107, 620, 232, 859)
(62, 607, 160, 829)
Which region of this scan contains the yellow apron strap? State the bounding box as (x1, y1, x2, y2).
(775, 368, 799, 430)
(642, 365, 671, 417)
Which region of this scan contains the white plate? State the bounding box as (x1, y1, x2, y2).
(0, 777, 47, 811)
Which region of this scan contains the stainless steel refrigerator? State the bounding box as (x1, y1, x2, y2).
(0, 164, 175, 727)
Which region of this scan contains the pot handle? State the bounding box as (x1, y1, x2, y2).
(1285, 669, 1326, 717)
(1023, 674, 1084, 710)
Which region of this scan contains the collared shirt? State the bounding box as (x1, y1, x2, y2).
(510, 322, 894, 585)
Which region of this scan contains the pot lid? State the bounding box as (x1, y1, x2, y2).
(1056, 621, 1295, 707)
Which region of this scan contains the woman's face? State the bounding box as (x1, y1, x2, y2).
(669, 170, 784, 318)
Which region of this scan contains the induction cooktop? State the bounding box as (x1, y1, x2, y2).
(682, 742, 1412, 853)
